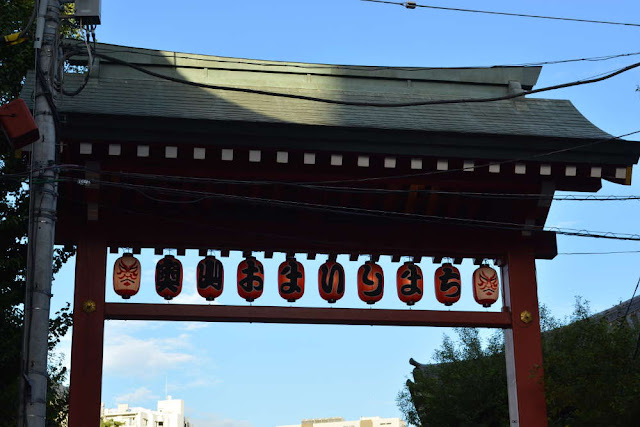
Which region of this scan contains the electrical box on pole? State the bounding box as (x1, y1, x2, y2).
(75, 0, 101, 25)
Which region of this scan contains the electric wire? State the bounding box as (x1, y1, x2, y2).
(302, 130, 640, 184)
(60, 27, 94, 96)
(622, 275, 640, 320)
(60, 176, 640, 241)
(49, 164, 640, 200)
(41, 128, 640, 189)
(557, 250, 640, 255)
(362, 0, 640, 28)
(90, 51, 640, 108)
(92, 46, 640, 71)
(6, 171, 640, 202)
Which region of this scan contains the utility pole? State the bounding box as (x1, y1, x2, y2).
(19, 0, 62, 425)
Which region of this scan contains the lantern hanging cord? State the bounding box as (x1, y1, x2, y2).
(361, 0, 640, 28)
(64, 177, 640, 242)
(91, 52, 640, 108)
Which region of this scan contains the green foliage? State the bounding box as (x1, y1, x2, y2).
(543, 299, 640, 426)
(100, 420, 125, 427)
(0, 0, 35, 104)
(398, 329, 508, 427)
(398, 299, 640, 426)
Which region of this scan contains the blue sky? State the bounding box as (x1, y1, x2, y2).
(48, 1, 640, 426)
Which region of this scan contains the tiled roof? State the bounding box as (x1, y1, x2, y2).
(36, 74, 613, 141)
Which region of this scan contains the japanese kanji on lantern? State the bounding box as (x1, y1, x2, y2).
(434, 262, 461, 306)
(358, 259, 384, 304)
(397, 261, 423, 306)
(237, 255, 264, 302)
(155, 255, 183, 300)
(197, 255, 224, 301)
(278, 255, 305, 303)
(318, 255, 345, 303)
(113, 253, 141, 299)
(473, 264, 500, 307)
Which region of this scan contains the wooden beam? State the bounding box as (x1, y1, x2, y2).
(104, 303, 512, 328)
(502, 248, 548, 426)
(68, 234, 107, 427)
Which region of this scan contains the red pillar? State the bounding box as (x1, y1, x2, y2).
(502, 248, 548, 426)
(68, 233, 107, 427)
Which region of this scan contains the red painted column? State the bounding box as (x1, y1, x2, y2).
(68, 233, 107, 427)
(502, 248, 548, 426)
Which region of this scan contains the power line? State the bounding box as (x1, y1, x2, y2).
(64, 177, 640, 242)
(622, 276, 640, 320)
(44, 166, 640, 202)
(300, 130, 640, 184)
(92, 45, 640, 71)
(362, 0, 640, 28)
(90, 51, 640, 108)
(558, 250, 640, 255)
(48, 129, 640, 188)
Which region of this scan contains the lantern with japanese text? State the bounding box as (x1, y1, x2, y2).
(237, 255, 264, 302)
(155, 255, 183, 300)
(318, 256, 345, 303)
(434, 262, 461, 306)
(278, 255, 305, 302)
(396, 261, 423, 306)
(473, 264, 500, 307)
(113, 253, 141, 299)
(197, 256, 224, 301)
(358, 260, 384, 305)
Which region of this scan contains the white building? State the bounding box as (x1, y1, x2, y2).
(101, 397, 187, 427)
(278, 416, 406, 427)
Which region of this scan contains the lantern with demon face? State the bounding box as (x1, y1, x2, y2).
(197, 256, 224, 301)
(155, 255, 183, 300)
(358, 260, 384, 305)
(396, 261, 423, 306)
(237, 255, 264, 302)
(113, 253, 141, 299)
(318, 255, 345, 303)
(278, 255, 305, 303)
(473, 264, 500, 307)
(434, 263, 461, 306)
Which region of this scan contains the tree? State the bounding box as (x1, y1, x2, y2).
(398, 299, 640, 426)
(100, 420, 125, 427)
(1, 1, 76, 424)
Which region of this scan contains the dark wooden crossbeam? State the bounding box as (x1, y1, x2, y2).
(105, 303, 512, 328)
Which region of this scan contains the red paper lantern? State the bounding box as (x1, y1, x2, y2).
(318, 257, 345, 303)
(396, 261, 423, 306)
(278, 255, 305, 303)
(197, 256, 224, 301)
(237, 255, 264, 302)
(155, 255, 183, 300)
(473, 265, 500, 307)
(358, 260, 384, 305)
(434, 263, 461, 306)
(113, 253, 141, 299)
